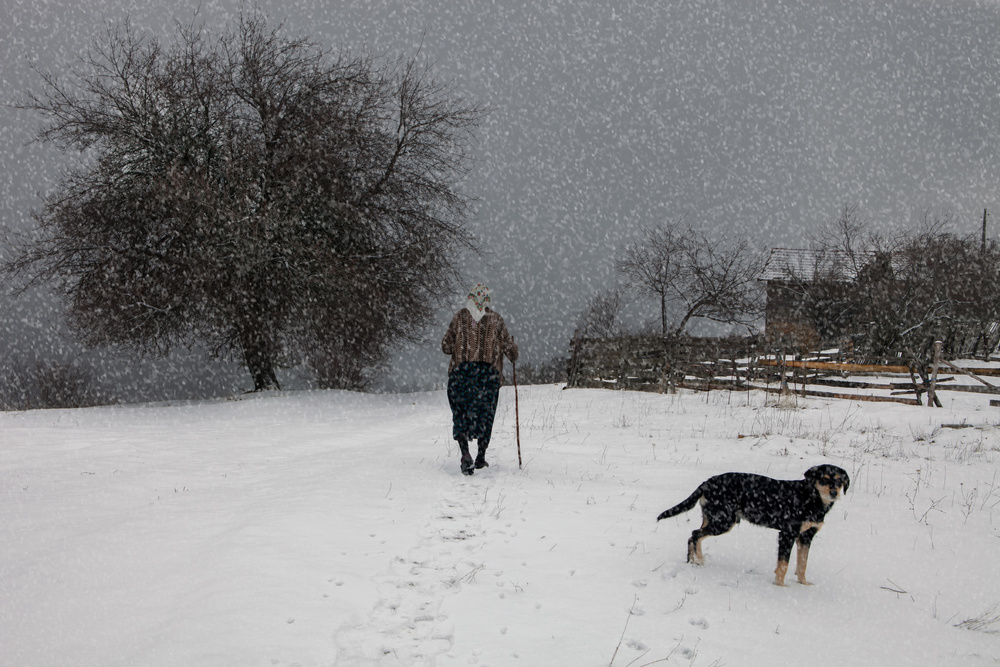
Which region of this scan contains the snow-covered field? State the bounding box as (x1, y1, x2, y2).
(2, 382, 999, 666)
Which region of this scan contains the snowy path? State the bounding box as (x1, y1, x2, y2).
(335, 472, 500, 665)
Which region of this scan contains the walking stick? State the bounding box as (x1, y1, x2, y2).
(513, 362, 522, 469)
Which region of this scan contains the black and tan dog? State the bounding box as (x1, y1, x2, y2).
(656, 465, 849, 586)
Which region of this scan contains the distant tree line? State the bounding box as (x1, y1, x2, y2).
(513, 356, 568, 385)
(0, 358, 113, 411)
(578, 205, 1000, 367)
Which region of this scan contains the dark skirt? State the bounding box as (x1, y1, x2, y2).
(447, 362, 501, 442)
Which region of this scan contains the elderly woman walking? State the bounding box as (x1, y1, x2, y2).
(441, 283, 519, 475)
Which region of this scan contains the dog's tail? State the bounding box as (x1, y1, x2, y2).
(656, 487, 703, 521)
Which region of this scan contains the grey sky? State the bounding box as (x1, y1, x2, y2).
(2, 0, 999, 396)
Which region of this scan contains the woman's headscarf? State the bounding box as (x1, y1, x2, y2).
(466, 283, 491, 322)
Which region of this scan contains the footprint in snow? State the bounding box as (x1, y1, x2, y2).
(626, 638, 648, 651)
(333, 479, 486, 665)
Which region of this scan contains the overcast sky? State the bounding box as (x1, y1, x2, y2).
(3, 0, 1000, 396)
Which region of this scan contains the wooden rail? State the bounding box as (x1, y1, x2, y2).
(757, 358, 1000, 377)
(757, 359, 913, 374)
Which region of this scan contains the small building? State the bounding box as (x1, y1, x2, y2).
(760, 248, 868, 349)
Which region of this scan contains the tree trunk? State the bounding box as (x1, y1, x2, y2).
(239, 325, 281, 392)
(661, 293, 668, 336)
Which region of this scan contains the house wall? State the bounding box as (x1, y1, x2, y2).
(764, 281, 820, 349)
(764, 280, 858, 349)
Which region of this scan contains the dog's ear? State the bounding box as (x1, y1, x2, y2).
(804, 466, 822, 481)
(841, 470, 851, 493)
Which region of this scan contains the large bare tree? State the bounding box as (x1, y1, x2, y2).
(4, 11, 484, 391)
(616, 221, 765, 336)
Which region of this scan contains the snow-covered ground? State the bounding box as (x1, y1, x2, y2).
(2, 382, 999, 666)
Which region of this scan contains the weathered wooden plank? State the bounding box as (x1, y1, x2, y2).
(938, 358, 1000, 386)
(935, 383, 1000, 395)
(745, 384, 922, 405)
(757, 358, 914, 373)
(808, 377, 955, 390)
(757, 357, 1000, 377)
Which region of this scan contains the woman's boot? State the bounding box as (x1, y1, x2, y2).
(475, 440, 489, 469)
(458, 437, 474, 475)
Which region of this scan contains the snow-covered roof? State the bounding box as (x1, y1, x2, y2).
(761, 248, 865, 282)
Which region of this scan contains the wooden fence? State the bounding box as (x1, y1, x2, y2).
(566, 333, 1000, 407)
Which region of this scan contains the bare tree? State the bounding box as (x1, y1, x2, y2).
(811, 203, 902, 271)
(813, 205, 1000, 359)
(576, 284, 630, 338)
(616, 221, 765, 336)
(678, 232, 766, 334)
(3, 11, 484, 392)
(889, 223, 1000, 357)
(615, 222, 688, 335)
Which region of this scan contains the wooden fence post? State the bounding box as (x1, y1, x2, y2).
(616, 338, 628, 389)
(779, 347, 789, 393)
(907, 363, 924, 405)
(658, 337, 670, 393)
(928, 341, 942, 408)
(567, 329, 582, 388)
